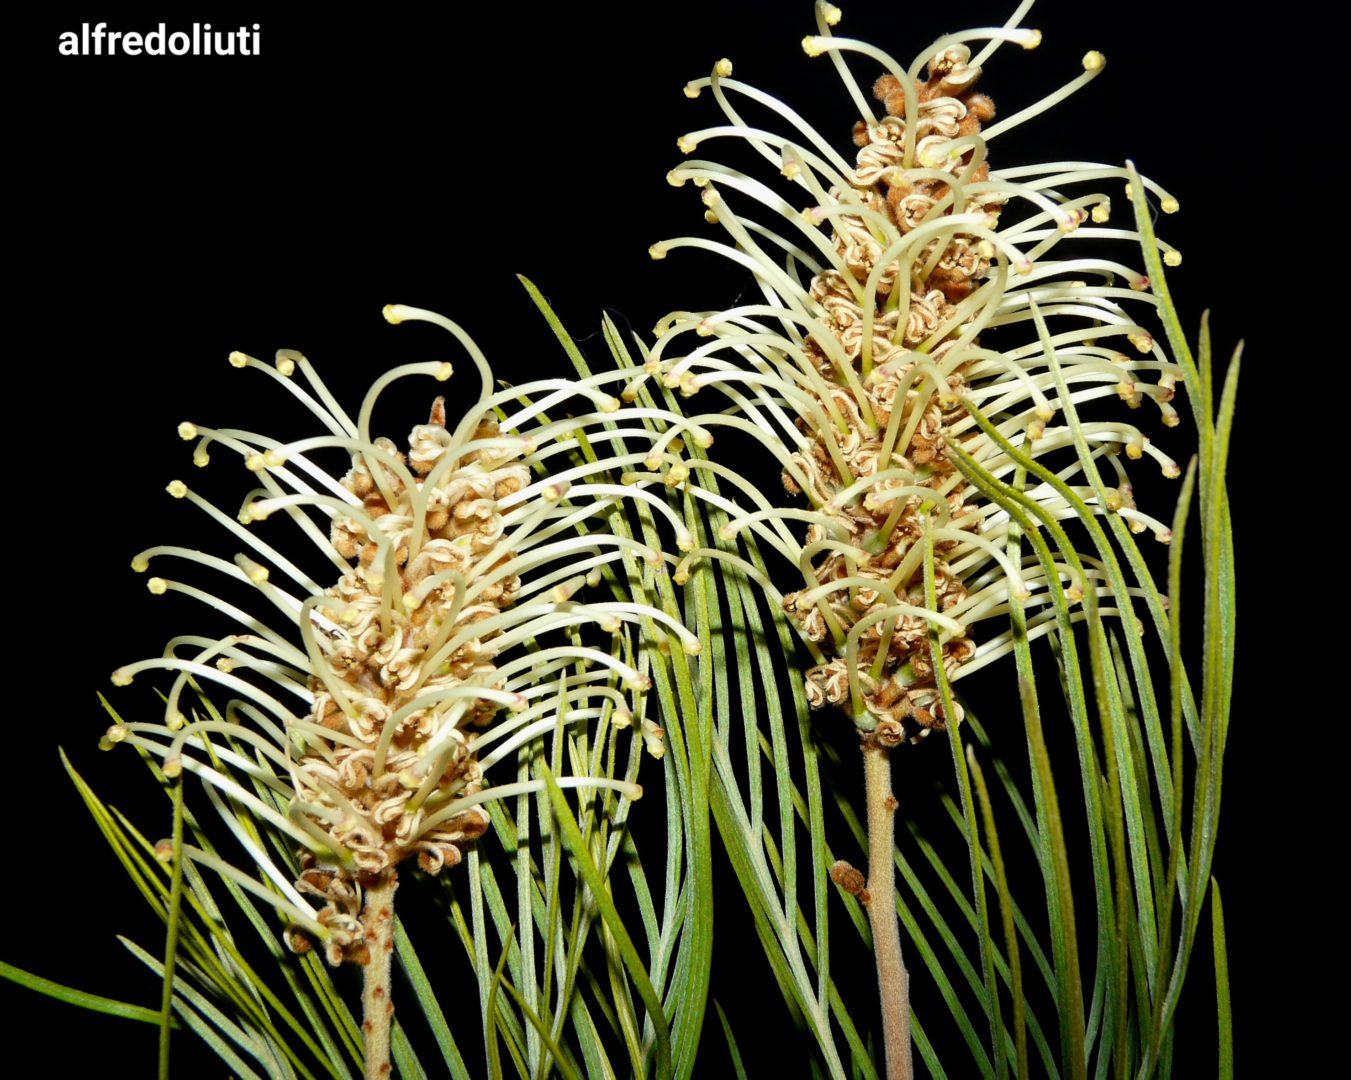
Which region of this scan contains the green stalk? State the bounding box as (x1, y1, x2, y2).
(863, 741, 913, 1080)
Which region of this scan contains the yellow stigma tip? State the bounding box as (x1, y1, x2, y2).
(1161, 197, 1180, 214)
(1164, 250, 1182, 267)
(147, 577, 168, 595)
(177, 421, 198, 440)
(167, 480, 188, 498)
(714, 58, 732, 77)
(1082, 50, 1105, 71)
(228, 351, 253, 368)
(382, 304, 404, 324)
(802, 35, 824, 57)
(821, 3, 842, 26)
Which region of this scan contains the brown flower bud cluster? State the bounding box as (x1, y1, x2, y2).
(288, 399, 525, 963)
(786, 48, 1002, 746)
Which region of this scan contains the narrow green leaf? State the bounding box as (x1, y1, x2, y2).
(1211, 880, 1232, 1080)
(1022, 675, 1086, 1078)
(948, 444, 1113, 1044)
(496, 975, 586, 1080)
(526, 279, 713, 1077)
(707, 776, 854, 1077)
(540, 763, 673, 1079)
(165, 994, 266, 1080)
(968, 751, 1028, 1080)
(926, 532, 1003, 1078)
(714, 1000, 749, 1080)
(390, 1023, 428, 1080)
(394, 922, 473, 1080)
(0, 961, 171, 1027)
(121, 936, 286, 1080)
(486, 924, 517, 1080)
(1146, 456, 1197, 1072)
(159, 774, 187, 1080)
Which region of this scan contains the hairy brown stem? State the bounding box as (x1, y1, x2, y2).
(360, 871, 399, 1080)
(864, 742, 913, 1080)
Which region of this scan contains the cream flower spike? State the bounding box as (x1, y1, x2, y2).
(652, 0, 1184, 747)
(106, 305, 695, 1056)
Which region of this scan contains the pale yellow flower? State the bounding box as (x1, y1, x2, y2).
(106, 304, 693, 965)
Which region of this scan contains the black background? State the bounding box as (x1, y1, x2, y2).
(10, 1, 1311, 1074)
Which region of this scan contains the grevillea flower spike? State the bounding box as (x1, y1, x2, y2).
(106, 304, 695, 1077)
(646, 2, 1189, 1075)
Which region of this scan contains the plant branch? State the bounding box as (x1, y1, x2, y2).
(361, 870, 399, 1080)
(863, 741, 913, 1080)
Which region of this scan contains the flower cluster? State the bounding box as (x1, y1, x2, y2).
(107, 305, 692, 964)
(646, 3, 1182, 744)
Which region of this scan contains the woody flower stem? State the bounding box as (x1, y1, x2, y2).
(360, 871, 399, 1080)
(863, 741, 912, 1080)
